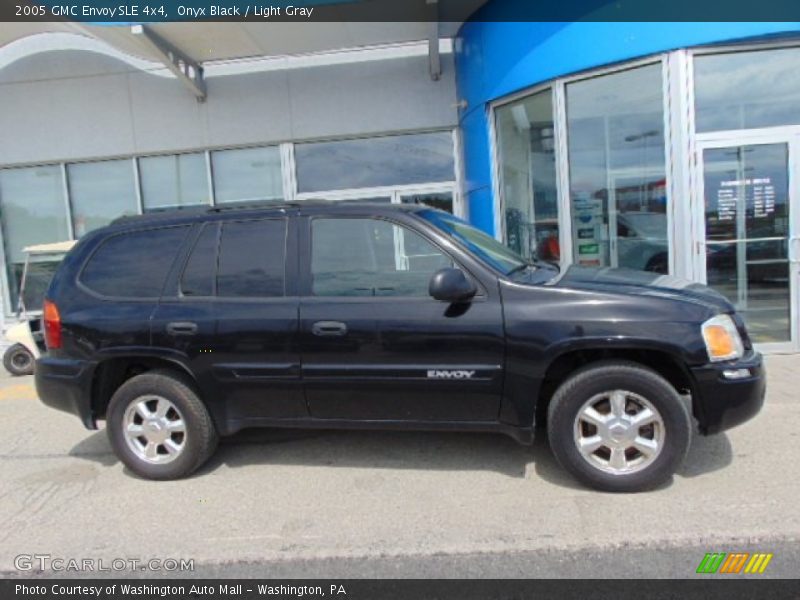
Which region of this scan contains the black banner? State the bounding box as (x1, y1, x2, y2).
(3, 579, 800, 600)
(4, 0, 800, 23)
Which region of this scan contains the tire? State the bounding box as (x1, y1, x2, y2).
(547, 360, 691, 493)
(3, 344, 34, 376)
(106, 369, 218, 480)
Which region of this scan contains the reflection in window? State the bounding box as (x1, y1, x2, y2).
(139, 153, 210, 211)
(68, 159, 138, 237)
(311, 218, 452, 297)
(211, 146, 282, 204)
(80, 226, 190, 298)
(295, 132, 454, 193)
(0, 166, 71, 309)
(217, 219, 286, 297)
(702, 144, 790, 343)
(695, 47, 800, 133)
(566, 64, 669, 273)
(495, 89, 559, 261)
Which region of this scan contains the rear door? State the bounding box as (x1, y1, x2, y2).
(298, 213, 505, 422)
(152, 215, 306, 429)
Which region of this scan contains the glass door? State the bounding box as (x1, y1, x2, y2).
(695, 135, 799, 351)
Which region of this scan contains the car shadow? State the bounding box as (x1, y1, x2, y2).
(202, 428, 536, 479)
(68, 428, 118, 467)
(67, 423, 733, 486)
(677, 430, 733, 478)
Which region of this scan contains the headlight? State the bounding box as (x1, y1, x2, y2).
(701, 314, 744, 362)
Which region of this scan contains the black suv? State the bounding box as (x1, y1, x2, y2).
(36, 202, 765, 492)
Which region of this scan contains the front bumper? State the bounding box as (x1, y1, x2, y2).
(690, 351, 766, 435)
(35, 356, 97, 429)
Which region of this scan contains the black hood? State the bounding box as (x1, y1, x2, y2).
(549, 266, 734, 313)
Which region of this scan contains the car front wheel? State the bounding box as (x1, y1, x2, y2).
(106, 370, 218, 480)
(547, 360, 691, 493)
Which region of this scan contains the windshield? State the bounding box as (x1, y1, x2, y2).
(417, 209, 528, 274)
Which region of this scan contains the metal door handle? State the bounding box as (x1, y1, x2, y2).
(311, 321, 348, 337)
(166, 321, 198, 336)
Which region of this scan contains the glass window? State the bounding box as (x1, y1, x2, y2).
(81, 226, 189, 298)
(295, 132, 455, 193)
(400, 191, 454, 214)
(217, 219, 286, 297)
(566, 64, 669, 273)
(695, 47, 800, 133)
(180, 223, 219, 297)
(418, 209, 527, 275)
(0, 166, 71, 310)
(139, 153, 210, 211)
(702, 144, 790, 344)
(311, 218, 452, 297)
(211, 146, 282, 204)
(68, 159, 138, 237)
(495, 89, 559, 261)
(21, 255, 63, 313)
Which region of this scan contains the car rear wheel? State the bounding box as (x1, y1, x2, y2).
(547, 360, 691, 493)
(3, 343, 34, 376)
(106, 370, 218, 480)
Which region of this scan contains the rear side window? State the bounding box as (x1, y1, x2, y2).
(217, 219, 286, 297)
(181, 223, 219, 297)
(81, 226, 189, 298)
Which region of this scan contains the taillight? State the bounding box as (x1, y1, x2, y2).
(43, 299, 62, 349)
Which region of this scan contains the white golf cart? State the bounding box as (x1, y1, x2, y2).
(3, 241, 75, 376)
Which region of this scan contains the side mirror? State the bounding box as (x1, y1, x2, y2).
(429, 268, 477, 303)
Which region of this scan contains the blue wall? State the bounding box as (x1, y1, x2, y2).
(454, 18, 800, 235)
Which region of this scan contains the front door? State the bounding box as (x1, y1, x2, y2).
(695, 134, 800, 351)
(298, 214, 505, 422)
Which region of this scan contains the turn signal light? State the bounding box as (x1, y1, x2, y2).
(701, 314, 744, 362)
(704, 325, 735, 357)
(43, 299, 62, 349)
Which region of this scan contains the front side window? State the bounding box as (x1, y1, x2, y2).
(217, 219, 286, 297)
(311, 218, 452, 297)
(81, 226, 190, 298)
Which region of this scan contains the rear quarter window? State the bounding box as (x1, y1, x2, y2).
(80, 225, 190, 298)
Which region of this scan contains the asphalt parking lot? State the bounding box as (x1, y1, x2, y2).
(1, 356, 798, 578)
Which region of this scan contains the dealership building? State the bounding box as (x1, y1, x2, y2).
(1, 8, 800, 351)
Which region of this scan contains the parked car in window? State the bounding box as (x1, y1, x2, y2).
(35, 202, 764, 492)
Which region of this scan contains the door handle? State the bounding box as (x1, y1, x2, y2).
(166, 321, 198, 336)
(311, 321, 348, 337)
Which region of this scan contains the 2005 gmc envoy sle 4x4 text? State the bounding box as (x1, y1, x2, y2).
(35, 201, 765, 492)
